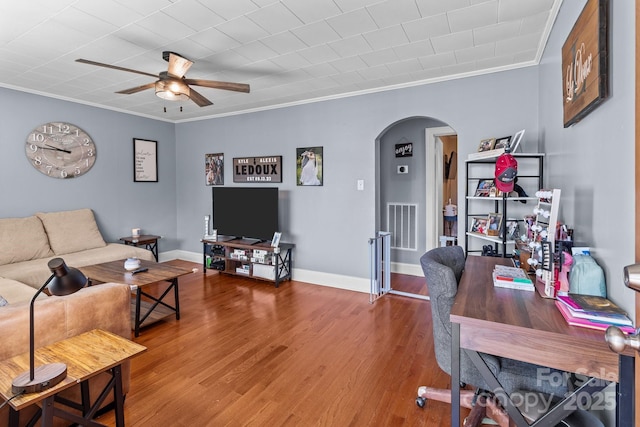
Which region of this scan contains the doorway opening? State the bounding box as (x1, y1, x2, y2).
(374, 118, 457, 298)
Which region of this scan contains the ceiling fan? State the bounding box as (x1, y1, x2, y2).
(76, 51, 250, 107)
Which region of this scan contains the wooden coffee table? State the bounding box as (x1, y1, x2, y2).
(79, 259, 191, 337)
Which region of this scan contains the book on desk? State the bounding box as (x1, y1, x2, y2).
(492, 265, 534, 291)
(555, 293, 635, 333)
(556, 293, 633, 326)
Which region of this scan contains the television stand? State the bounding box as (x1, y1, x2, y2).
(201, 237, 294, 287)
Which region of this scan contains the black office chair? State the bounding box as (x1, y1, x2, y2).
(416, 246, 602, 426)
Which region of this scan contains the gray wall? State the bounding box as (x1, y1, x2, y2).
(538, 0, 635, 315)
(175, 69, 540, 286)
(0, 88, 178, 245)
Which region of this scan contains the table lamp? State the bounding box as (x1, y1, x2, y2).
(11, 258, 88, 394)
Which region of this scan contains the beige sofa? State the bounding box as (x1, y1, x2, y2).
(0, 208, 155, 304)
(0, 282, 134, 426)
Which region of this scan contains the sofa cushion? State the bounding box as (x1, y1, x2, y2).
(37, 209, 106, 255)
(0, 216, 54, 265)
(0, 243, 155, 289)
(0, 277, 44, 305)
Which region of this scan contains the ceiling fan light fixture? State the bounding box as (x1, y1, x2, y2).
(155, 79, 189, 102)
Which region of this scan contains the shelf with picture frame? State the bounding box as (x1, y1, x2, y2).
(464, 153, 544, 257)
(467, 129, 525, 160)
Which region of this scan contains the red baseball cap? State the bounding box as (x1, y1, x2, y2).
(494, 153, 518, 193)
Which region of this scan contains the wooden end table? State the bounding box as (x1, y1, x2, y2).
(119, 235, 160, 261)
(0, 329, 146, 427)
(79, 259, 192, 337)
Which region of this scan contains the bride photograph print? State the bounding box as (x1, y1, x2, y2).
(296, 146, 323, 186)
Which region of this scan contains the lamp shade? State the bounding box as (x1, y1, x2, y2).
(47, 257, 87, 296)
(155, 79, 190, 102)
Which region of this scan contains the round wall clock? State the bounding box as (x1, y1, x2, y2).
(25, 122, 96, 178)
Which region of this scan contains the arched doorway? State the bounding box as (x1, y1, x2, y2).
(375, 117, 458, 296)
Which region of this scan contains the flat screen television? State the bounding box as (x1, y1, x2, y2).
(212, 187, 279, 241)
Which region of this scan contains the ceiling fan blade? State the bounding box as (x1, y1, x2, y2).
(185, 79, 250, 93)
(116, 82, 156, 94)
(167, 52, 193, 78)
(188, 87, 213, 107)
(76, 59, 158, 79)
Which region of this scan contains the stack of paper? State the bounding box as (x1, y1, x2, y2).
(492, 265, 534, 291)
(555, 294, 635, 332)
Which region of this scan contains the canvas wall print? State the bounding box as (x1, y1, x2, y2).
(297, 146, 323, 186)
(205, 153, 224, 185)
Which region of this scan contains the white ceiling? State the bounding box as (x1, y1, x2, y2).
(0, 0, 562, 122)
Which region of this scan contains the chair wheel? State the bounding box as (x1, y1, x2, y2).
(415, 396, 426, 408)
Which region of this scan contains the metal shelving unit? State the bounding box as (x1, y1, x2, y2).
(465, 153, 544, 257)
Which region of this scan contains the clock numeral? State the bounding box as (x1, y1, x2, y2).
(75, 167, 81, 176)
(46, 165, 53, 175)
(33, 156, 42, 166)
(29, 144, 38, 152)
(31, 133, 45, 143)
(60, 169, 68, 178)
(87, 149, 94, 157)
(83, 138, 91, 145)
(42, 125, 53, 134)
(57, 123, 71, 134)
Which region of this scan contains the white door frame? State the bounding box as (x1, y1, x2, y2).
(425, 126, 456, 252)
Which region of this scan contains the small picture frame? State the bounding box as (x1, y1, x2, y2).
(296, 146, 323, 186)
(205, 153, 224, 185)
(133, 138, 158, 182)
(475, 179, 499, 197)
(494, 136, 511, 150)
(509, 129, 525, 153)
(487, 212, 502, 236)
(271, 231, 282, 248)
(505, 220, 520, 241)
(477, 138, 495, 152)
(470, 216, 489, 235)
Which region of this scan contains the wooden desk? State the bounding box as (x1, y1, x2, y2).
(0, 329, 146, 426)
(450, 256, 635, 426)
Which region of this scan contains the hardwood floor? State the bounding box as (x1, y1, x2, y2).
(97, 260, 465, 426)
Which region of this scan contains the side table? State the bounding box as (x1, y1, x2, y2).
(0, 329, 146, 427)
(120, 234, 160, 261)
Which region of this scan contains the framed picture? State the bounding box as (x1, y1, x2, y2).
(494, 136, 511, 150)
(233, 156, 282, 183)
(505, 219, 520, 241)
(296, 146, 323, 186)
(509, 129, 525, 153)
(561, 0, 608, 127)
(470, 216, 489, 235)
(487, 212, 502, 236)
(205, 153, 224, 185)
(477, 138, 495, 152)
(271, 231, 282, 248)
(133, 138, 157, 182)
(474, 179, 500, 197)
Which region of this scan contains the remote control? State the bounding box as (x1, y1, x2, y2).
(131, 267, 148, 275)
